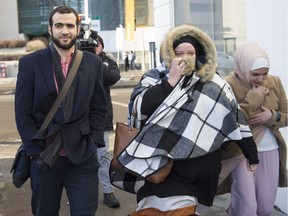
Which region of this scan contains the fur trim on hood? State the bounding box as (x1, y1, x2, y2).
(160, 24, 218, 82)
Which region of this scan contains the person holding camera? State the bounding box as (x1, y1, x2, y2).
(15, 6, 107, 216)
(95, 35, 121, 208)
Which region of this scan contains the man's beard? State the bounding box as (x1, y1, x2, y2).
(180, 58, 196, 75)
(51, 34, 77, 50)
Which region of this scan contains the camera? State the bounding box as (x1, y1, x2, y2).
(77, 24, 98, 53)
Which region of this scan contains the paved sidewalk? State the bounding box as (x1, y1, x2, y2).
(0, 135, 286, 216)
(0, 70, 143, 95)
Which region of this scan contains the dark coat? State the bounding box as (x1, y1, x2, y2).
(99, 52, 121, 131)
(15, 47, 107, 164)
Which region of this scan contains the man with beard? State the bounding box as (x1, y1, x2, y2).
(14, 5, 107, 216)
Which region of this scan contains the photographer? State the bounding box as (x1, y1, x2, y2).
(94, 35, 121, 208)
(77, 27, 121, 207)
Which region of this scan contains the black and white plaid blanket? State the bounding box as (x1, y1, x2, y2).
(110, 68, 252, 194)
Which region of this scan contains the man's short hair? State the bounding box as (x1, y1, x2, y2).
(49, 5, 79, 27)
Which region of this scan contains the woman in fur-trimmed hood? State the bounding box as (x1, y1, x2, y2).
(160, 24, 218, 82)
(109, 24, 259, 215)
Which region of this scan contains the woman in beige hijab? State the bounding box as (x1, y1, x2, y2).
(220, 42, 287, 216)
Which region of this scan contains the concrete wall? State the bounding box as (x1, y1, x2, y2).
(246, 0, 288, 213)
(0, 0, 19, 39)
(153, 0, 174, 65)
(97, 27, 156, 71)
(222, 0, 247, 47)
(246, 0, 287, 93)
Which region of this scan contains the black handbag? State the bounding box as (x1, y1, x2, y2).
(10, 144, 29, 188)
(10, 50, 83, 188)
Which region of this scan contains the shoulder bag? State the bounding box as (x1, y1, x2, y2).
(111, 96, 173, 184)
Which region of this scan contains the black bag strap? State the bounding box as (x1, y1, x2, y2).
(130, 94, 140, 129)
(39, 50, 83, 132)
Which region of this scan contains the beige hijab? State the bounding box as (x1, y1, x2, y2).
(233, 42, 269, 82)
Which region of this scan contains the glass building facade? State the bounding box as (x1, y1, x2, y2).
(18, 0, 84, 36)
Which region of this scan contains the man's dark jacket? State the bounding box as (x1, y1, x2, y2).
(15, 47, 107, 164)
(99, 52, 121, 131)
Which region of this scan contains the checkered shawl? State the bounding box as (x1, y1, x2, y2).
(127, 64, 169, 128)
(110, 69, 252, 194)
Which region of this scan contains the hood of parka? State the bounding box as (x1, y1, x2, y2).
(160, 24, 218, 82)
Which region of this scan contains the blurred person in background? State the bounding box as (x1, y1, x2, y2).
(130, 51, 136, 70)
(124, 51, 130, 72)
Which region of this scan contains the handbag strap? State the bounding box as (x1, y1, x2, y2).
(130, 94, 140, 129)
(39, 50, 83, 132)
